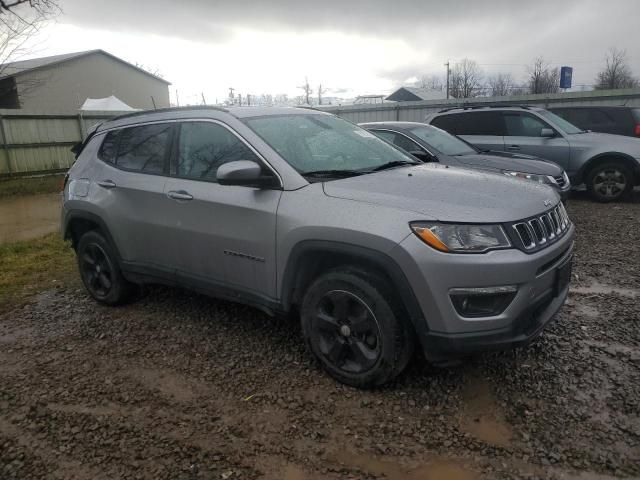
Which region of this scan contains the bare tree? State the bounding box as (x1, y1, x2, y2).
(449, 59, 483, 98)
(274, 93, 288, 106)
(298, 76, 312, 105)
(416, 74, 443, 91)
(0, 0, 58, 15)
(595, 48, 638, 90)
(134, 62, 164, 79)
(487, 73, 513, 97)
(0, 4, 58, 106)
(527, 57, 560, 94)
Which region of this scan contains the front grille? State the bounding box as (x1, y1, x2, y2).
(511, 203, 571, 252)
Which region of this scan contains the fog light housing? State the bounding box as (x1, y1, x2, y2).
(449, 286, 518, 318)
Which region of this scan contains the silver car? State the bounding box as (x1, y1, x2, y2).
(62, 107, 575, 388)
(426, 105, 640, 202)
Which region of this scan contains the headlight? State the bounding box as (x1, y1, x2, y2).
(503, 171, 555, 185)
(410, 222, 511, 253)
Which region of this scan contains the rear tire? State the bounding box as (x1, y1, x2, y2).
(76, 230, 135, 305)
(586, 161, 632, 202)
(300, 267, 414, 388)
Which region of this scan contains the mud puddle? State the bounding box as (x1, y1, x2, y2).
(0, 193, 60, 243)
(458, 370, 513, 448)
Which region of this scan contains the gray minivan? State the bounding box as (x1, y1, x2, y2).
(426, 106, 640, 202)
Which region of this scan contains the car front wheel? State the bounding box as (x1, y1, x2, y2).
(300, 267, 413, 388)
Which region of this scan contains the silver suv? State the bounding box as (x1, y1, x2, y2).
(426, 106, 640, 202)
(62, 107, 575, 388)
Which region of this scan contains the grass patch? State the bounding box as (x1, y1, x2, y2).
(0, 233, 77, 314)
(0, 174, 64, 199)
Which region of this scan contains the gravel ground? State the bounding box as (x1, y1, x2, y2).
(1, 193, 639, 480)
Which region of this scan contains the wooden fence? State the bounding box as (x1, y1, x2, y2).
(0, 111, 118, 177)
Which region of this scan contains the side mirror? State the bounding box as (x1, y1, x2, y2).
(217, 160, 279, 188)
(540, 128, 555, 138)
(408, 150, 434, 162)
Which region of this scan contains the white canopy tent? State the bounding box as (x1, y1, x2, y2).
(80, 95, 139, 112)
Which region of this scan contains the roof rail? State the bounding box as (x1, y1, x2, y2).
(109, 105, 230, 123)
(438, 104, 535, 113)
(294, 105, 325, 112)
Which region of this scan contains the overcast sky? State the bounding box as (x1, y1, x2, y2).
(21, 0, 640, 104)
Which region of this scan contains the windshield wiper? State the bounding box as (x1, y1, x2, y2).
(302, 169, 365, 178)
(368, 160, 418, 172)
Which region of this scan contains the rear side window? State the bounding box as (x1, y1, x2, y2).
(116, 124, 173, 174)
(446, 112, 504, 136)
(98, 130, 120, 164)
(371, 130, 422, 153)
(430, 114, 457, 134)
(175, 122, 260, 181)
(631, 109, 640, 122)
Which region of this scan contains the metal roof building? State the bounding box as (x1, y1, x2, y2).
(0, 49, 171, 113)
(386, 87, 447, 102)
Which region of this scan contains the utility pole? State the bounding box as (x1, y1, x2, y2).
(318, 84, 327, 105)
(444, 61, 450, 100)
(201, 93, 207, 105)
(238, 94, 242, 106)
(229, 87, 235, 99)
(247, 94, 251, 106)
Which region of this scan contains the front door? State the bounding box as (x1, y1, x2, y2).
(161, 121, 281, 300)
(501, 112, 571, 169)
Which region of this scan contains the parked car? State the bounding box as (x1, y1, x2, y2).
(549, 106, 640, 138)
(425, 106, 640, 202)
(360, 121, 571, 202)
(63, 107, 574, 388)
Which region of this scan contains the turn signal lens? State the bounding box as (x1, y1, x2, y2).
(411, 225, 450, 252)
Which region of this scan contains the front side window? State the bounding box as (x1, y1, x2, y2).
(409, 126, 476, 156)
(175, 122, 260, 181)
(115, 123, 173, 174)
(503, 113, 550, 137)
(244, 114, 417, 175)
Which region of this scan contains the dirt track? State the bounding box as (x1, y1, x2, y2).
(1, 193, 639, 479)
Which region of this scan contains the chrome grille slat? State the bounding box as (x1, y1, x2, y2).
(512, 203, 571, 251)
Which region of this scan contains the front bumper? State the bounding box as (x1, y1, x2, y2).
(392, 224, 575, 362)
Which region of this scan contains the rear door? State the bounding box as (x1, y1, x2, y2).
(161, 120, 281, 299)
(450, 111, 505, 152)
(502, 111, 571, 169)
(92, 123, 175, 271)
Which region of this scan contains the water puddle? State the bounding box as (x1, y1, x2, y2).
(459, 371, 513, 448)
(330, 450, 476, 480)
(570, 282, 639, 298)
(0, 193, 61, 243)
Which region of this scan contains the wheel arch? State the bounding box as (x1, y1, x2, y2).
(577, 152, 639, 185)
(63, 210, 122, 262)
(280, 240, 425, 331)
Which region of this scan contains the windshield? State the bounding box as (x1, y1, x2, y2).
(537, 110, 584, 134)
(244, 114, 418, 176)
(409, 125, 477, 156)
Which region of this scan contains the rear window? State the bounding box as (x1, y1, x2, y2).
(430, 114, 457, 134)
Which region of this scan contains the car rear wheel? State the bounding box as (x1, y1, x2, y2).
(300, 267, 413, 388)
(77, 230, 135, 305)
(586, 161, 632, 202)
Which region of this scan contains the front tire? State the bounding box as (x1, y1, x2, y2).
(76, 230, 134, 305)
(300, 267, 413, 388)
(586, 161, 632, 202)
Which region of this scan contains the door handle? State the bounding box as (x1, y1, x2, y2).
(97, 179, 116, 189)
(506, 145, 521, 151)
(167, 190, 193, 201)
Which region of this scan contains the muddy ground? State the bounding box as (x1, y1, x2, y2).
(1, 192, 639, 480)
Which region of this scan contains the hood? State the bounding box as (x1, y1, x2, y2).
(323, 164, 560, 223)
(567, 131, 640, 156)
(451, 152, 564, 176)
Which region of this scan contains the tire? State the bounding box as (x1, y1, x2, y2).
(76, 230, 135, 305)
(300, 267, 414, 388)
(586, 161, 633, 202)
